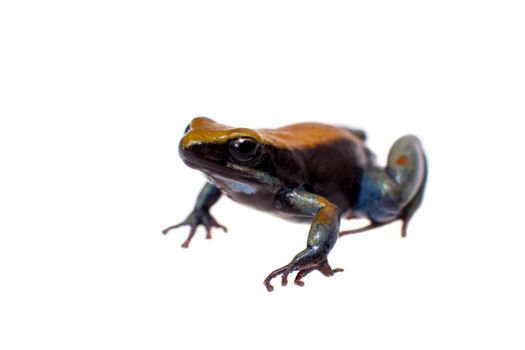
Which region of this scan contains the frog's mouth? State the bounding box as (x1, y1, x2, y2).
(183, 157, 271, 185)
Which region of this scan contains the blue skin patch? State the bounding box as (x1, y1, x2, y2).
(224, 179, 257, 194)
(353, 170, 400, 222)
(208, 174, 257, 195)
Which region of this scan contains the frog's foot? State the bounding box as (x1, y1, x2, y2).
(263, 258, 343, 292)
(162, 209, 227, 248)
(339, 221, 389, 236)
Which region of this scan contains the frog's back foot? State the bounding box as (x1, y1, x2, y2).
(387, 135, 427, 237)
(397, 149, 427, 237)
(351, 135, 427, 237)
(386, 135, 426, 205)
(339, 221, 386, 236)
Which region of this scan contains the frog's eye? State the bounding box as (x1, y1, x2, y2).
(229, 137, 260, 163)
(184, 124, 191, 134)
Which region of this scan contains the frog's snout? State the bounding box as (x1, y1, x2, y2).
(178, 135, 200, 164)
(180, 132, 196, 151)
(179, 135, 225, 168)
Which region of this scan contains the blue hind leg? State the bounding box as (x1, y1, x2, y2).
(341, 135, 427, 237)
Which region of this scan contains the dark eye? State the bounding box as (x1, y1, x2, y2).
(229, 137, 260, 163)
(184, 124, 191, 134)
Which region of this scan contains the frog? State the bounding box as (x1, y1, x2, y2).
(163, 117, 427, 292)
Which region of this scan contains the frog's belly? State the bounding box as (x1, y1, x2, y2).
(206, 175, 310, 222)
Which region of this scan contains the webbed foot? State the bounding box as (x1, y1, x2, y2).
(263, 258, 343, 292)
(162, 209, 227, 248)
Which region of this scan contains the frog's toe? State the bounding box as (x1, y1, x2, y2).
(293, 267, 315, 286)
(263, 266, 290, 292)
(161, 219, 199, 248)
(162, 210, 227, 247)
(294, 259, 343, 287)
(263, 259, 343, 292)
(181, 225, 198, 248)
(204, 225, 212, 240)
(208, 217, 228, 233)
(203, 217, 228, 240)
(162, 221, 186, 235)
(264, 265, 288, 292)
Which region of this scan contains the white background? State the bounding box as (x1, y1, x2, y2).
(1, 1, 524, 349)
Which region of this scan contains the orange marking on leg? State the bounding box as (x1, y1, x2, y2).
(395, 155, 410, 166)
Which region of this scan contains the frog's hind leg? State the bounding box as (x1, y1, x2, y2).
(397, 147, 427, 237)
(339, 221, 389, 236)
(342, 135, 427, 238)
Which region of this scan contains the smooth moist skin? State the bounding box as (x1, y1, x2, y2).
(163, 117, 427, 291)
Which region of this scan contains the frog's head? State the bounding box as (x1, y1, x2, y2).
(179, 117, 270, 182)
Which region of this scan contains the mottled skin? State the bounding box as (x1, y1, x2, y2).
(163, 117, 427, 291)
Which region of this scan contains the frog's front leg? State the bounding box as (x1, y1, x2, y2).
(163, 183, 227, 248)
(263, 190, 343, 292)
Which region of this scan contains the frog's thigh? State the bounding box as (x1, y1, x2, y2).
(386, 135, 426, 205)
(358, 135, 426, 222)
